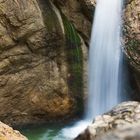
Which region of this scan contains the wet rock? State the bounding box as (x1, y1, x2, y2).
(75, 101, 140, 140)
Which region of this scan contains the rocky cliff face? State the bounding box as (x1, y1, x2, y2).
(0, 0, 91, 125)
(123, 0, 140, 96)
(52, 0, 95, 44)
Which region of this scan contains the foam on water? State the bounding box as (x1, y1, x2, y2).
(60, 121, 91, 139)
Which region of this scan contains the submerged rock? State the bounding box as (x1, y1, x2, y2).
(0, 121, 27, 140)
(75, 101, 140, 140)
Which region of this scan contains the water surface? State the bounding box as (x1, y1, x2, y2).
(20, 121, 78, 140)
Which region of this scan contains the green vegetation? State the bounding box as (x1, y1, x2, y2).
(126, 38, 140, 65)
(127, 39, 140, 53)
(62, 13, 84, 115)
(42, 0, 84, 115)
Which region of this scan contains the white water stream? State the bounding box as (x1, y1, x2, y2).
(55, 0, 124, 139)
(86, 0, 123, 119)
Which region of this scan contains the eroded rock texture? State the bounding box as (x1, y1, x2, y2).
(123, 0, 140, 95)
(0, 121, 27, 140)
(52, 0, 95, 44)
(0, 0, 90, 125)
(97, 123, 140, 140)
(75, 101, 140, 140)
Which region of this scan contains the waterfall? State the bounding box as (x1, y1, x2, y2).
(86, 0, 123, 119)
(57, 0, 125, 139)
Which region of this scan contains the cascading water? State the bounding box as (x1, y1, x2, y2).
(55, 0, 125, 139)
(86, 0, 123, 119)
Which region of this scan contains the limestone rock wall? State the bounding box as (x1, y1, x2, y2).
(0, 0, 88, 125)
(123, 0, 140, 95)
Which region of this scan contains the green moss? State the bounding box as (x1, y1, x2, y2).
(61, 13, 84, 115)
(127, 38, 140, 53)
(125, 37, 140, 66)
(62, 16, 81, 46)
(41, 1, 84, 115)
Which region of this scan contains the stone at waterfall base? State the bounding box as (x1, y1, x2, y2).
(75, 101, 140, 140)
(97, 123, 140, 140)
(0, 121, 28, 140)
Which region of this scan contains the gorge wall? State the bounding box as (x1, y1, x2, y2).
(123, 0, 140, 98)
(0, 0, 92, 125)
(0, 0, 139, 126)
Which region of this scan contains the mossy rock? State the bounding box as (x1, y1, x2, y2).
(61, 13, 84, 115)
